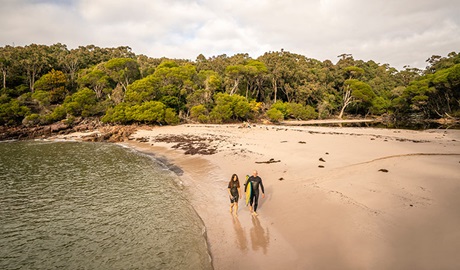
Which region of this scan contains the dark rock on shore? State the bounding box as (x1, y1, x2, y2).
(0, 118, 136, 143)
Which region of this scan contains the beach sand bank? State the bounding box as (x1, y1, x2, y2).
(60, 124, 460, 269)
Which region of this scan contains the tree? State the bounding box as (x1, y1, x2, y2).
(210, 93, 251, 122)
(63, 88, 98, 117)
(19, 44, 51, 92)
(338, 79, 374, 118)
(337, 66, 365, 119)
(104, 58, 140, 94)
(78, 66, 111, 99)
(0, 46, 14, 89)
(34, 69, 68, 104)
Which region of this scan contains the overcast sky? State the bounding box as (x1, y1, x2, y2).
(1, 0, 459, 70)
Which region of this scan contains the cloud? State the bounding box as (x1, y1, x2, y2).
(0, 0, 459, 69)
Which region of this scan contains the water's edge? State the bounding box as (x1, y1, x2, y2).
(117, 143, 215, 269)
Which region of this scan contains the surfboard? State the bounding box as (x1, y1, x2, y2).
(245, 176, 252, 206)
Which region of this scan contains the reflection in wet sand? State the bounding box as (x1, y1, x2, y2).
(232, 216, 248, 251)
(250, 216, 270, 254)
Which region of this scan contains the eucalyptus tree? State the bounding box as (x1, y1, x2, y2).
(337, 65, 366, 118)
(103, 58, 141, 103)
(77, 65, 112, 99)
(33, 69, 68, 104)
(18, 44, 51, 92)
(0, 46, 14, 90)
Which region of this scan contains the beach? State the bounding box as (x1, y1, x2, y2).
(61, 123, 460, 269)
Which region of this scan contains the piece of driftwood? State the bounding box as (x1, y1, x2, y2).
(256, 158, 281, 164)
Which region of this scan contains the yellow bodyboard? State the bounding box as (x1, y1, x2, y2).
(245, 179, 252, 206)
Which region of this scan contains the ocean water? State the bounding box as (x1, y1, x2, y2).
(0, 141, 212, 270)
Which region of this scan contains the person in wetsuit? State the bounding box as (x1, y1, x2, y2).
(227, 174, 241, 216)
(245, 170, 265, 216)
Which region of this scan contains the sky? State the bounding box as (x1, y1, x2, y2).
(1, 0, 459, 70)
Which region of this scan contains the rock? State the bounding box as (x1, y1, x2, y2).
(378, 169, 389, 172)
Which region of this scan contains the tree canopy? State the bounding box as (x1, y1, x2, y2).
(1, 43, 459, 127)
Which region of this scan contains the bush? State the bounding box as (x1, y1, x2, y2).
(266, 108, 284, 122)
(271, 101, 289, 118)
(63, 88, 97, 117)
(165, 108, 180, 125)
(209, 93, 252, 123)
(22, 113, 41, 127)
(190, 104, 209, 123)
(0, 99, 30, 125)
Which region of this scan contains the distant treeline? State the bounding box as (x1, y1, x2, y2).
(0, 44, 459, 126)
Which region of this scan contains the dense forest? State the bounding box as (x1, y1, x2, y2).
(0, 43, 459, 127)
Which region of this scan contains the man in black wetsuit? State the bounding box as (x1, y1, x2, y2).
(245, 170, 265, 216)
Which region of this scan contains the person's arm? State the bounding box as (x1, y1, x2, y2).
(260, 177, 265, 198)
(238, 187, 242, 198)
(228, 188, 233, 198)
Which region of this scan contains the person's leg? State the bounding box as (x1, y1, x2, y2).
(249, 194, 255, 212)
(253, 193, 260, 215)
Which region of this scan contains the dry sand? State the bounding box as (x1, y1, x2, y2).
(78, 124, 460, 269)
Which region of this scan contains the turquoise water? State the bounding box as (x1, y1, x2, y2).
(0, 141, 212, 270)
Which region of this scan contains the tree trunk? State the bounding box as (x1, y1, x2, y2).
(230, 78, 239, 95)
(338, 86, 352, 119)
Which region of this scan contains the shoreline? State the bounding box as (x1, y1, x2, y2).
(52, 124, 460, 269)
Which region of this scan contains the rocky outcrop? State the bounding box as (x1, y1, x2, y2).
(0, 118, 104, 141)
(81, 125, 137, 143)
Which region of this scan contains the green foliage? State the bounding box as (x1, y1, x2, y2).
(128, 101, 166, 123)
(209, 93, 252, 123)
(22, 113, 41, 127)
(48, 105, 67, 122)
(34, 69, 68, 103)
(125, 74, 161, 103)
(370, 96, 391, 115)
(1, 43, 459, 127)
(398, 63, 460, 117)
(266, 108, 284, 122)
(270, 101, 289, 118)
(102, 101, 168, 124)
(190, 104, 209, 123)
(104, 58, 140, 86)
(209, 104, 232, 123)
(32, 90, 51, 107)
(0, 98, 30, 125)
(287, 103, 318, 119)
(269, 101, 318, 120)
(102, 103, 129, 123)
(77, 67, 111, 99)
(164, 108, 180, 125)
(63, 88, 98, 117)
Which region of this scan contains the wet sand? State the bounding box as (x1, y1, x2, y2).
(71, 124, 460, 269)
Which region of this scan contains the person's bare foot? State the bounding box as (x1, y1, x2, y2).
(249, 206, 253, 213)
(252, 211, 258, 216)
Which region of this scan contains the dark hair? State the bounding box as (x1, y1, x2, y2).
(228, 174, 240, 187)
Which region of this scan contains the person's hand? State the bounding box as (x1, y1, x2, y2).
(262, 193, 265, 199)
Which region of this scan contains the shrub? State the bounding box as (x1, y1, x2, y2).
(266, 108, 284, 122)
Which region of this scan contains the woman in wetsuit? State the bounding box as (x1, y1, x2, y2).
(227, 174, 242, 216)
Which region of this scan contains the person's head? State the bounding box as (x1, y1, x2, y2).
(231, 174, 239, 182)
(252, 170, 258, 177)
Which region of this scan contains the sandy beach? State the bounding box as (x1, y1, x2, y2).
(61, 123, 460, 269)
